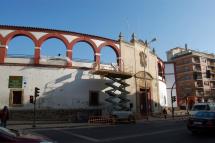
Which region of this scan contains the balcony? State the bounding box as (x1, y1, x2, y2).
(196, 76, 203, 80)
(192, 57, 200, 64)
(176, 61, 192, 66)
(208, 63, 215, 67)
(193, 67, 201, 72)
(196, 91, 204, 97)
(211, 85, 215, 89)
(195, 82, 203, 88)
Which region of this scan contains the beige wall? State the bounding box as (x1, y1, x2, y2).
(120, 39, 161, 113)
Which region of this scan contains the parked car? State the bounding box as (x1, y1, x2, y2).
(189, 103, 215, 116)
(111, 111, 136, 123)
(0, 127, 55, 143)
(187, 111, 215, 134)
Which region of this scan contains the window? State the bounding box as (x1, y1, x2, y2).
(184, 75, 191, 80)
(204, 81, 209, 85)
(158, 63, 163, 77)
(89, 91, 99, 106)
(184, 66, 189, 71)
(10, 90, 23, 106)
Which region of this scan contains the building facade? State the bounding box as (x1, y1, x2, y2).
(164, 62, 177, 108)
(167, 47, 215, 109)
(0, 25, 165, 119)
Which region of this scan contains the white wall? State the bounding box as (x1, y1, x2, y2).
(158, 81, 168, 107)
(165, 63, 177, 107)
(0, 65, 109, 109)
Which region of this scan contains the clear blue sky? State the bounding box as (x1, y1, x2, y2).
(1, 0, 215, 62)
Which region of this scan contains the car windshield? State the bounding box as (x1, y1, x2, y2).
(192, 105, 210, 111)
(195, 112, 215, 118)
(0, 127, 17, 137)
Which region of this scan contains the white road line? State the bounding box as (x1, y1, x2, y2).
(101, 128, 185, 142)
(56, 129, 101, 142)
(45, 127, 184, 142)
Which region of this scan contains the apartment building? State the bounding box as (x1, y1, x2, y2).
(167, 47, 215, 108)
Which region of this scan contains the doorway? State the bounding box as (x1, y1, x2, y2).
(139, 88, 151, 115)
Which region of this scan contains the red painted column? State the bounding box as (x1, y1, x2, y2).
(0, 45, 7, 63)
(67, 50, 72, 67)
(95, 53, 100, 69)
(34, 47, 40, 64)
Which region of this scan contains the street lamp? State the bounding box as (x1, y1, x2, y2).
(133, 35, 156, 120)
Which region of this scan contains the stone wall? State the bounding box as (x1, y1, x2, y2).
(9, 109, 102, 122)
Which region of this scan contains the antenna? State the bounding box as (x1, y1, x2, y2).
(124, 17, 130, 36)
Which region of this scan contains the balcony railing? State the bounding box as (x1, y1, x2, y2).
(196, 90, 204, 97)
(195, 82, 203, 88)
(193, 68, 201, 72)
(193, 57, 200, 64)
(208, 63, 215, 67)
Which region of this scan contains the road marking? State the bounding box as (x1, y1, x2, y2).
(56, 129, 100, 142)
(33, 126, 185, 142)
(101, 128, 185, 142)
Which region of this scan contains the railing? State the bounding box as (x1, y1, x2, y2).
(7, 54, 34, 58)
(98, 63, 133, 74)
(192, 57, 200, 63)
(208, 63, 215, 67)
(88, 116, 115, 124)
(196, 91, 204, 97)
(193, 67, 201, 72)
(195, 82, 203, 88)
(72, 58, 94, 63)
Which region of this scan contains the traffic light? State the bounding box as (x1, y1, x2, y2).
(193, 72, 198, 80)
(34, 87, 40, 97)
(206, 70, 211, 78)
(30, 95, 34, 104)
(171, 96, 176, 103)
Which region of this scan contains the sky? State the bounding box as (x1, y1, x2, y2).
(1, 0, 215, 62)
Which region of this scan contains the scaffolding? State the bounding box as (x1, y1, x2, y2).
(92, 69, 132, 111)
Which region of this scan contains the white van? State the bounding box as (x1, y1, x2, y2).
(189, 102, 215, 115)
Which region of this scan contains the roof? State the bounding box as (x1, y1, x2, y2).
(0, 25, 119, 43)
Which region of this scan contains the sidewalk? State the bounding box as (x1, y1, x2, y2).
(7, 115, 188, 130)
(7, 121, 89, 130)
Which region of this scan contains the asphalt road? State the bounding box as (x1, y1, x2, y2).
(32, 120, 215, 143)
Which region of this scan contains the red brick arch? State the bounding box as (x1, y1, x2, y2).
(69, 37, 97, 61)
(98, 42, 121, 67)
(0, 25, 120, 67)
(0, 34, 5, 63)
(157, 60, 165, 80)
(38, 33, 69, 48)
(98, 42, 120, 58)
(4, 30, 37, 46)
(69, 37, 97, 52)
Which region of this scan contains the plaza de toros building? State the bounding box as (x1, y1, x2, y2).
(0, 25, 166, 120)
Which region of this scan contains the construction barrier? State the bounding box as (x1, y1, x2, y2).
(88, 116, 116, 124)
